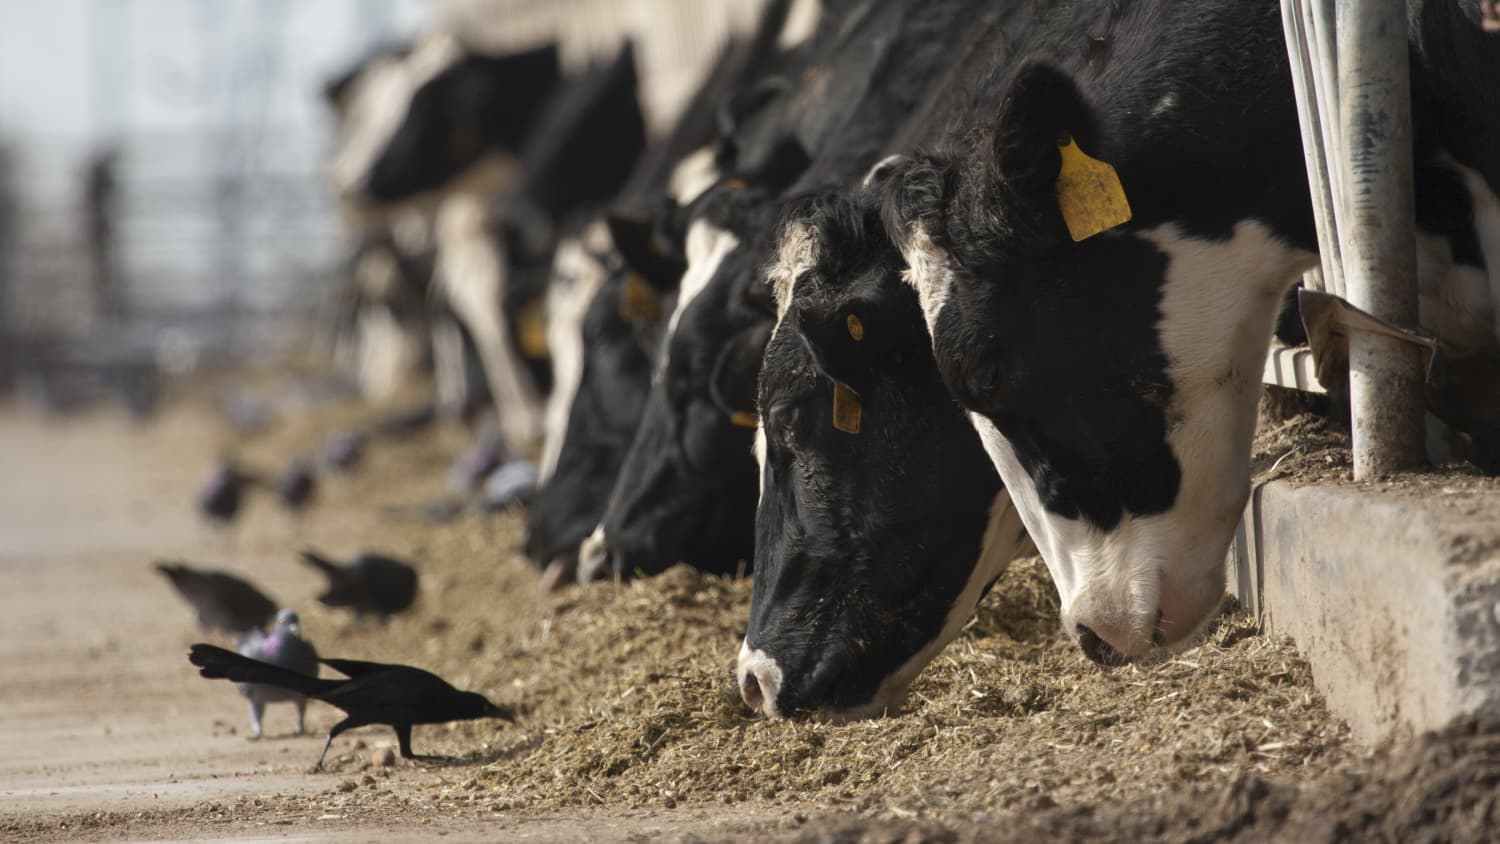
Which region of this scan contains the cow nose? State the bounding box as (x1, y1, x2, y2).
(575, 526, 610, 584)
(736, 641, 785, 718)
(1075, 624, 1130, 667)
(740, 671, 764, 711)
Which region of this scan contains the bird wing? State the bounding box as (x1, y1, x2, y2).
(321, 656, 403, 678)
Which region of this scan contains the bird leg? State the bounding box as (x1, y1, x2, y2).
(313, 733, 334, 772)
(394, 724, 415, 759)
(248, 700, 265, 740)
(294, 698, 307, 736)
(312, 719, 354, 772)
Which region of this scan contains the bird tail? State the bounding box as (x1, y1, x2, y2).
(298, 549, 341, 578)
(189, 644, 336, 697)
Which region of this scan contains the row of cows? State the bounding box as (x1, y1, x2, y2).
(323, 0, 1500, 721)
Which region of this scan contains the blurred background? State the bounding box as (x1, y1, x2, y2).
(0, 0, 760, 418)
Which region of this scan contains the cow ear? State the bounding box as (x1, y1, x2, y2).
(709, 322, 774, 419)
(796, 292, 925, 394)
(991, 62, 1112, 242)
(740, 134, 811, 193)
(716, 77, 790, 146)
(607, 210, 686, 291)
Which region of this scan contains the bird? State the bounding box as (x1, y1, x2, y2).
(299, 549, 418, 623)
(155, 562, 278, 636)
(320, 430, 366, 472)
(446, 426, 504, 494)
(197, 460, 257, 525)
(188, 644, 513, 770)
(235, 609, 320, 738)
(477, 460, 538, 513)
(274, 458, 317, 515)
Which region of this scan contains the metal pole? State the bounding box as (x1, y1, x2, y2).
(1282, 0, 1344, 296)
(1335, 0, 1425, 477)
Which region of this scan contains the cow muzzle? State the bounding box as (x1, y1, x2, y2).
(736, 640, 785, 719)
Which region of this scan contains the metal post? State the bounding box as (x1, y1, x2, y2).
(1335, 0, 1425, 477)
(1282, 0, 1344, 296)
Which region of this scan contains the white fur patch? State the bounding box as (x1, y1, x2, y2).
(658, 221, 739, 378)
(434, 193, 543, 453)
(767, 221, 820, 321)
(538, 221, 611, 482)
(898, 223, 955, 333)
(668, 146, 720, 206)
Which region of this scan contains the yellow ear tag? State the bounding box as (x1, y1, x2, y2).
(619, 273, 661, 322)
(846, 314, 864, 342)
(517, 298, 550, 358)
(1055, 137, 1132, 242)
(832, 383, 862, 435)
(729, 411, 759, 428)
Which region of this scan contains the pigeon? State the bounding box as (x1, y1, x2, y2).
(368, 402, 436, 439)
(320, 430, 366, 472)
(198, 460, 257, 524)
(446, 426, 504, 494)
(235, 609, 320, 738)
(188, 644, 513, 770)
(275, 458, 317, 515)
(155, 562, 277, 636)
(477, 460, 538, 513)
(298, 549, 418, 623)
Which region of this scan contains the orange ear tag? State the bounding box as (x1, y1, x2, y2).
(517, 298, 550, 358)
(729, 411, 759, 428)
(1055, 137, 1132, 242)
(832, 383, 862, 435)
(619, 273, 661, 322)
(846, 313, 864, 341)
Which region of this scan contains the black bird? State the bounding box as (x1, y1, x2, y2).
(156, 562, 278, 636)
(299, 549, 418, 623)
(197, 460, 257, 524)
(188, 644, 512, 769)
(275, 458, 317, 515)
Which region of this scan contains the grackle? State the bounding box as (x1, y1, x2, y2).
(299, 549, 418, 623)
(156, 562, 277, 635)
(188, 644, 512, 769)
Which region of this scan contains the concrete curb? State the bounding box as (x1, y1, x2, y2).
(1229, 479, 1500, 744)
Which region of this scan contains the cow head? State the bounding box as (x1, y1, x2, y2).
(582, 183, 781, 582)
(330, 35, 560, 206)
(738, 189, 1027, 719)
(881, 63, 1314, 662)
(526, 251, 666, 588)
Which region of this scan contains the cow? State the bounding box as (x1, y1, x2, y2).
(574, 0, 932, 583)
(522, 0, 812, 586)
(735, 0, 1039, 720)
(867, 0, 1500, 664)
(328, 33, 562, 208)
(417, 42, 646, 455)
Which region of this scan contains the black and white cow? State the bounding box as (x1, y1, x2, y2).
(867, 0, 1500, 662)
(735, 0, 1500, 716)
(575, 0, 932, 582)
(415, 42, 646, 454)
(524, 2, 801, 588)
(329, 34, 562, 207)
(736, 0, 1041, 719)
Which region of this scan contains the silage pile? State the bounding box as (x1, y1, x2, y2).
(222, 385, 1354, 824)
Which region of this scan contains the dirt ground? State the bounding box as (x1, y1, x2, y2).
(2, 377, 1498, 843)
